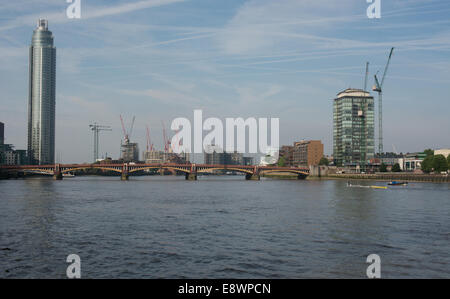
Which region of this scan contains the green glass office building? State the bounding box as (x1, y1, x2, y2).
(333, 89, 375, 167)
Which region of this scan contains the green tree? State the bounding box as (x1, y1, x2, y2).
(318, 157, 329, 166)
(379, 163, 387, 172)
(392, 163, 402, 172)
(421, 155, 434, 173)
(424, 149, 434, 157)
(447, 155, 450, 167)
(278, 156, 286, 167)
(432, 154, 448, 173)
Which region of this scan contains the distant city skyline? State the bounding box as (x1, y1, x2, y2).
(1, 0, 449, 163)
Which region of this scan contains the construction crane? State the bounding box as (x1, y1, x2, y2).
(146, 125, 150, 151)
(146, 125, 154, 152)
(89, 123, 112, 162)
(120, 115, 135, 144)
(120, 115, 127, 143)
(373, 47, 394, 154)
(359, 62, 370, 172)
(119, 115, 139, 162)
(364, 62, 369, 92)
(129, 116, 135, 141)
(161, 120, 169, 153)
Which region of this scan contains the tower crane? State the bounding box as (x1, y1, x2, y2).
(359, 62, 370, 171)
(120, 115, 135, 144)
(364, 62, 369, 92)
(120, 115, 127, 143)
(89, 123, 111, 162)
(129, 116, 135, 140)
(161, 120, 169, 153)
(373, 47, 394, 154)
(146, 125, 154, 152)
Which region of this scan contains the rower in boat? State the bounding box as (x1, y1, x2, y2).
(388, 181, 408, 186)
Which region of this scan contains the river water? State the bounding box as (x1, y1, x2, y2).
(0, 176, 449, 278)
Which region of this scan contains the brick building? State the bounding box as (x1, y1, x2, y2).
(292, 140, 324, 166)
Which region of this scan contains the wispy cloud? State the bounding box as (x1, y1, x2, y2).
(84, 0, 186, 19)
(215, 0, 361, 55)
(0, 0, 187, 32)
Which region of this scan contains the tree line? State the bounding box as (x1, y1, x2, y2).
(421, 149, 449, 173)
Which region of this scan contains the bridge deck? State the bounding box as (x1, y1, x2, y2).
(1, 163, 310, 180)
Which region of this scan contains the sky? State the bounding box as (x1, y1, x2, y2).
(0, 0, 449, 163)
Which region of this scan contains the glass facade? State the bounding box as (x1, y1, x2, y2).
(333, 89, 374, 167)
(28, 19, 56, 165)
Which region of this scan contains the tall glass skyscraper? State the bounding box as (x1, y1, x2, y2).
(28, 19, 56, 165)
(333, 89, 375, 167)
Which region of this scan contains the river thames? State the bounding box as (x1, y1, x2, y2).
(0, 176, 449, 278)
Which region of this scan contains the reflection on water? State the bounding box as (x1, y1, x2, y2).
(0, 176, 449, 278)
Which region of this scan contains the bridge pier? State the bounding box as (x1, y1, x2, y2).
(121, 163, 129, 180)
(245, 173, 260, 180)
(185, 173, 197, 181)
(297, 173, 307, 180)
(53, 172, 63, 180)
(53, 164, 63, 180)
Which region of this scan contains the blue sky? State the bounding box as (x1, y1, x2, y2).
(0, 0, 449, 163)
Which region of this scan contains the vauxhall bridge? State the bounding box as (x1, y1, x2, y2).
(0, 163, 310, 181)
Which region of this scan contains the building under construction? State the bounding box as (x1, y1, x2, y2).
(142, 123, 189, 164)
(333, 88, 375, 167)
(120, 115, 139, 162)
(121, 142, 139, 162)
(143, 150, 189, 164)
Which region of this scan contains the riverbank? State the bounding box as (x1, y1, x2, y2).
(262, 173, 299, 180)
(323, 173, 449, 183)
(262, 171, 449, 183)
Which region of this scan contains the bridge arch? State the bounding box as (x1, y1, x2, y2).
(259, 169, 309, 176)
(196, 167, 254, 175)
(128, 166, 191, 174)
(22, 169, 54, 175)
(61, 167, 123, 174)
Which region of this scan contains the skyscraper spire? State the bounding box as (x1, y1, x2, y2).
(37, 18, 48, 30)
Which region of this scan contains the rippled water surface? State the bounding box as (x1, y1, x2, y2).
(0, 176, 449, 278)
